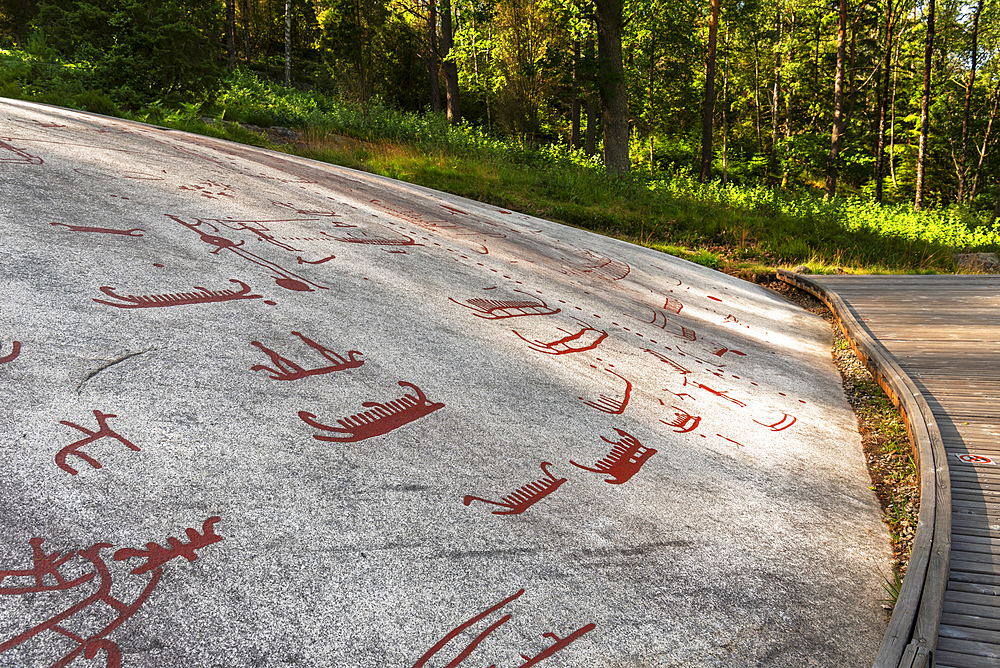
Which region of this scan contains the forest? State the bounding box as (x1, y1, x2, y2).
(2, 0, 1000, 271)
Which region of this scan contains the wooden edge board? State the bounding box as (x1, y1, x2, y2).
(776, 269, 951, 668)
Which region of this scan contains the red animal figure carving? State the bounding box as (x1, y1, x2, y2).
(0, 139, 42, 164)
(55, 410, 139, 475)
(513, 320, 608, 355)
(0, 341, 20, 365)
(93, 279, 263, 309)
(299, 381, 444, 442)
(579, 368, 632, 415)
(412, 588, 594, 668)
(450, 290, 561, 320)
(661, 407, 701, 434)
(0, 518, 222, 668)
(570, 429, 656, 484)
(50, 223, 143, 237)
(753, 413, 797, 432)
(463, 462, 567, 515)
(168, 215, 327, 292)
(251, 332, 363, 381)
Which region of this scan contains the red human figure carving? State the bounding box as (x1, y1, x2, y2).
(513, 320, 608, 355)
(113, 517, 223, 574)
(1, 341, 20, 364)
(0, 139, 42, 164)
(251, 332, 363, 380)
(570, 429, 656, 484)
(753, 413, 797, 432)
(579, 368, 632, 415)
(643, 349, 691, 375)
(299, 381, 444, 442)
(55, 410, 139, 475)
(0, 518, 222, 668)
(93, 279, 263, 309)
(168, 215, 327, 292)
(463, 462, 567, 515)
(50, 223, 144, 237)
(451, 290, 561, 320)
(661, 407, 701, 433)
(411, 589, 524, 668)
(663, 297, 684, 314)
(0, 538, 93, 595)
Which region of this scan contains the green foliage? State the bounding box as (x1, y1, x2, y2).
(32, 0, 222, 108)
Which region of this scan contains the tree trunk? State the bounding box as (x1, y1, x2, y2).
(915, 0, 935, 211)
(284, 0, 292, 86)
(571, 39, 581, 148)
(700, 0, 721, 183)
(241, 0, 251, 64)
(585, 39, 597, 157)
(226, 0, 236, 70)
(441, 0, 460, 124)
(595, 0, 630, 176)
(824, 0, 847, 200)
(970, 79, 1000, 202)
(958, 0, 983, 204)
(427, 0, 441, 113)
(875, 0, 893, 202)
(768, 7, 781, 183)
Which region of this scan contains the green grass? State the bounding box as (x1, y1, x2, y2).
(4, 51, 999, 276)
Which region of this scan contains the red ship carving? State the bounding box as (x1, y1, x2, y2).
(643, 348, 691, 375)
(513, 320, 608, 355)
(50, 223, 144, 237)
(559, 250, 630, 281)
(0, 517, 222, 668)
(579, 368, 632, 415)
(754, 413, 797, 432)
(298, 381, 444, 442)
(661, 407, 701, 433)
(450, 290, 561, 319)
(0, 341, 20, 365)
(463, 462, 567, 515)
(55, 410, 139, 475)
(571, 429, 656, 484)
(93, 279, 262, 308)
(251, 332, 363, 380)
(0, 139, 42, 164)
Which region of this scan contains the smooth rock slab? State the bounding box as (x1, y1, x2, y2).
(0, 99, 890, 668)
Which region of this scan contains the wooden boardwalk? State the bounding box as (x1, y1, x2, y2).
(779, 273, 1000, 668)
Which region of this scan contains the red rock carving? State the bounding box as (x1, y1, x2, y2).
(251, 332, 363, 380)
(661, 407, 701, 433)
(412, 589, 594, 668)
(0, 518, 222, 668)
(1, 341, 20, 365)
(570, 429, 656, 484)
(463, 462, 567, 515)
(297, 255, 336, 265)
(169, 215, 327, 292)
(411, 589, 524, 668)
(113, 517, 223, 574)
(579, 368, 632, 415)
(753, 413, 797, 431)
(55, 410, 139, 475)
(643, 349, 692, 375)
(0, 139, 42, 164)
(645, 309, 696, 340)
(50, 223, 144, 237)
(299, 381, 444, 442)
(704, 344, 746, 358)
(93, 279, 263, 309)
(513, 320, 608, 355)
(560, 250, 630, 281)
(368, 198, 496, 253)
(328, 231, 421, 251)
(687, 379, 746, 407)
(178, 180, 233, 199)
(663, 297, 684, 314)
(271, 200, 356, 225)
(451, 290, 561, 319)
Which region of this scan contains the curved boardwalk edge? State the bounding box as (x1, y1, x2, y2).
(776, 269, 951, 668)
